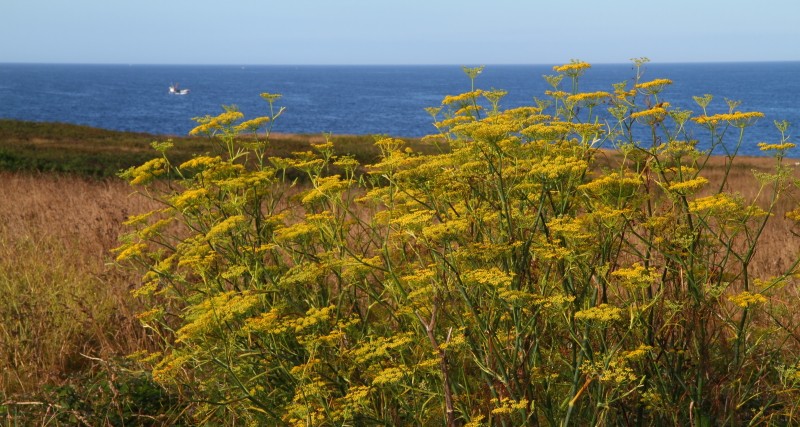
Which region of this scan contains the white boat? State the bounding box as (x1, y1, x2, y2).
(169, 83, 189, 95)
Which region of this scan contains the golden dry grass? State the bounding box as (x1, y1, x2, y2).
(0, 172, 160, 397)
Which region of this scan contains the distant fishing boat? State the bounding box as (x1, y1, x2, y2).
(169, 83, 189, 95)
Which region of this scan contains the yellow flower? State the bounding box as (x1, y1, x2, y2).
(293, 305, 336, 333)
(260, 92, 282, 103)
(244, 308, 290, 335)
(302, 175, 353, 205)
(205, 215, 247, 241)
(189, 110, 244, 135)
(630, 105, 668, 123)
(612, 263, 657, 289)
(624, 344, 654, 361)
(179, 156, 222, 170)
(566, 91, 611, 104)
(152, 352, 190, 383)
(689, 194, 739, 214)
(115, 242, 147, 262)
(578, 171, 642, 195)
(172, 188, 209, 210)
(274, 221, 319, 243)
(545, 90, 569, 99)
(234, 116, 271, 133)
(758, 142, 796, 151)
(125, 158, 167, 185)
(786, 207, 800, 222)
(667, 176, 708, 194)
(574, 304, 622, 322)
(553, 60, 591, 76)
(442, 90, 483, 105)
(372, 366, 408, 386)
(175, 291, 259, 343)
(635, 78, 673, 93)
(491, 397, 530, 415)
(692, 111, 764, 128)
(464, 268, 514, 288)
(422, 218, 470, 242)
(729, 291, 768, 308)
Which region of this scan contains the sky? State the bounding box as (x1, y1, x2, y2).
(2, 0, 799, 65)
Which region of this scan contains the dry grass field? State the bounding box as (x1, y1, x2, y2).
(0, 172, 160, 398)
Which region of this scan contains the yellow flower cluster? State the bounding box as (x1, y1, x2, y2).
(786, 207, 800, 223)
(372, 366, 408, 386)
(455, 120, 516, 142)
(455, 105, 483, 116)
(175, 291, 259, 343)
(350, 333, 413, 364)
(667, 176, 708, 194)
(302, 175, 352, 205)
(490, 397, 530, 415)
(553, 60, 591, 75)
(115, 242, 147, 262)
(635, 78, 673, 92)
(179, 155, 222, 170)
(566, 91, 611, 104)
(274, 221, 319, 243)
(464, 267, 514, 288)
(545, 90, 569, 99)
(389, 209, 435, 230)
(521, 123, 570, 140)
(435, 115, 475, 129)
(233, 116, 271, 133)
(630, 105, 668, 122)
(612, 263, 657, 289)
(422, 218, 470, 242)
(244, 308, 288, 335)
(689, 193, 739, 214)
(529, 154, 588, 180)
(692, 111, 764, 128)
(126, 158, 167, 185)
(137, 217, 173, 240)
(578, 171, 642, 195)
(189, 110, 244, 135)
(728, 291, 768, 308)
(152, 352, 190, 383)
(293, 305, 336, 333)
(205, 215, 247, 241)
(623, 344, 654, 361)
(547, 216, 590, 240)
(758, 142, 796, 151)
(442, 90, 483, 105)
(574, 304, 622, 322)
(172, 188, 209, 210)
(260, 92, 281, 102)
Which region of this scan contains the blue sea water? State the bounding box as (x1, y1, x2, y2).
(0, 62, 798, 157)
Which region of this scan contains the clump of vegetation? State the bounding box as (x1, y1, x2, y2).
(0, 119, 432, 178)
(0, 172, 187, 424)
(111, 59, 800, 425)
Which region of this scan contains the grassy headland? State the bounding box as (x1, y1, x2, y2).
(0, 119, 437, 177)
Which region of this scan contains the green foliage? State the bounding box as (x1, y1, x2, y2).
(118, 62, 800, 425)
(0, 120, 433, 178)
(1, 358, 189, 426)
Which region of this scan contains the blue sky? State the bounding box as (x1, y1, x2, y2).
(2, 0, 799, 65)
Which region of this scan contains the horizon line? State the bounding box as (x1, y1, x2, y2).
(2, 59, 800, 67)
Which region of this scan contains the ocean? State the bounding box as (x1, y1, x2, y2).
(1, 62, 798, 157)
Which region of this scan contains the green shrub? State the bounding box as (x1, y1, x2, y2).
(118, 60, 800, 425)
(1, 357, 189, 426)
